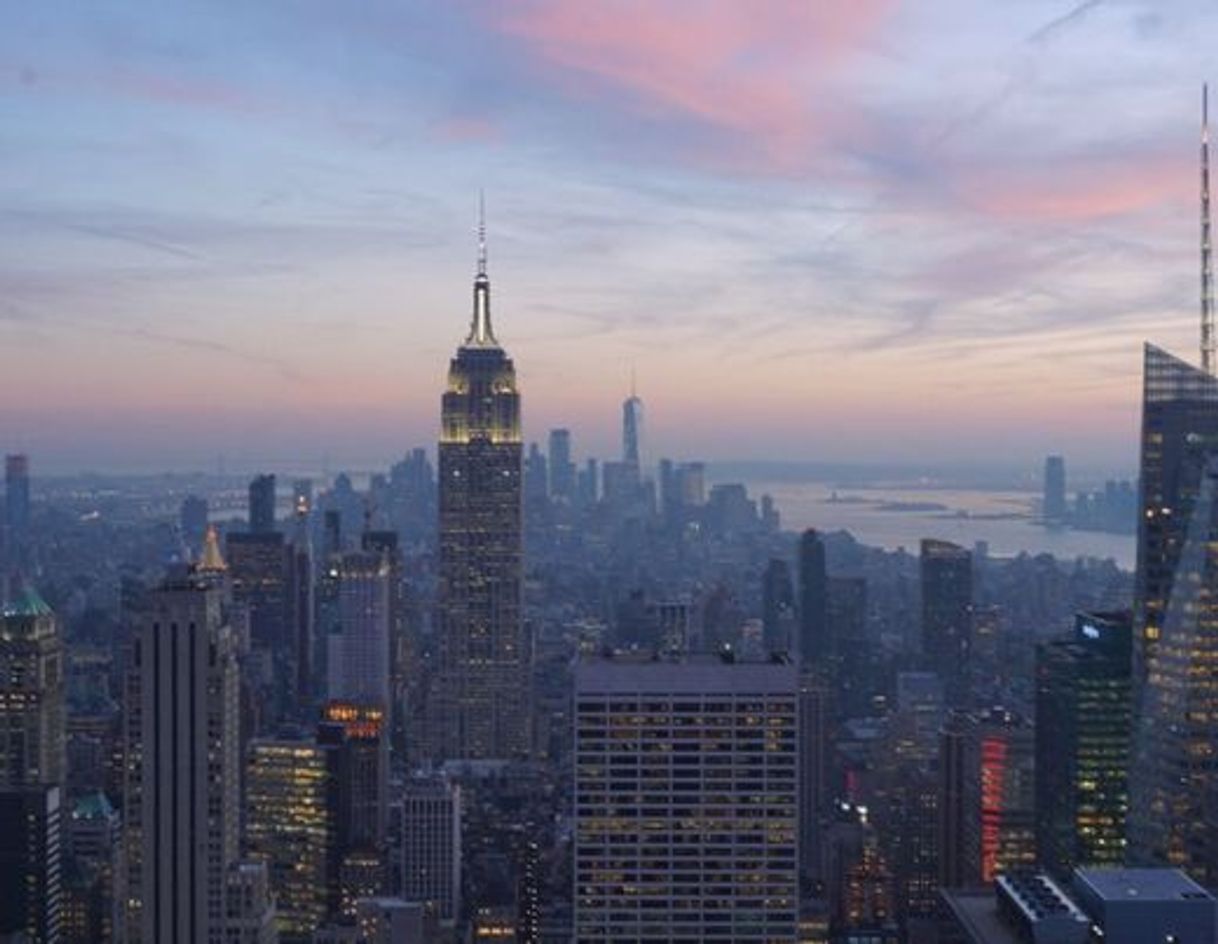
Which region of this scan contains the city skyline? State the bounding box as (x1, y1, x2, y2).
(5, 2, 1218, 472)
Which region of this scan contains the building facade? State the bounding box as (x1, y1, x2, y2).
(1035, 610, 1132, 878)
(920, 540, 973, 706)
(574, 656, 799, 942)
(122, 575, 240, 943)
(0, 584, 64, 786)
(246, 739, 337, 940)
(1129, 344, 1218, 881)
(435, 227, 529, 761)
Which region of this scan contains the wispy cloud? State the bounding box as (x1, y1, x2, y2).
(488, 0, 895, 173)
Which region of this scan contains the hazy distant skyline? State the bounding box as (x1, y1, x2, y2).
(3, 1, 1216, 473)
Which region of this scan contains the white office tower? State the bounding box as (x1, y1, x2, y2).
(574, 655, 800, 942)
(122, 574, 240, 943)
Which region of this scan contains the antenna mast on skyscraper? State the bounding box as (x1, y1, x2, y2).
(1203, 84, 1215, 374)
(477, 189, 487, 277)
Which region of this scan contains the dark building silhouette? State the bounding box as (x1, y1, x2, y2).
(318, 701, 388, 914)
(798, 529, 829, 668)
(828, 576, 869, 716)
(937, 711, 968, 891)
(762, 558, 796, 655)
(1036, 610, 1132, 879)
(435, 216, 529, 761)
(249, 473, 277, 534)
(547, 429, 574, 501)
(1043, 455, 1067, 523)
(622, 390, 642, 469)
(0, 783, 62, 942)
(179, 494, 208, 559)
(921, 539, 973, 706)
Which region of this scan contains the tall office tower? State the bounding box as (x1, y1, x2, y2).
(762, 558, 796, 655)
(828, 576, 869, 716)
(1036, 610, 1132, 879)
(963, 707, 1036, 884)
(1129, 343, 1218, 879)
(0, 783, 62, 942)
(0, 584, 64, 786)
(323, 510, 342, 558)
(64, 791, 120, 944)
(122, 573, 240, 943)
(799, 529, 829, 669)
(180, 495, 209, 559)
(937, 711, 969, 890)
(799, 671, 831, 886)
(574, 656, 799, 942)
(289, 500, 314, 710)
(249, 473, 277, 534)
(1043, 455, 1067, 523)
(622, 386, 643, 469)
(658, 458, 677, 522)
(881, 675, 945, 928)
(547, 429, 575, 500)
(359, 530, 407, 754)
(226, 531, 292, 712)
(435, 213, 529, 761)
(577, 458, 599, 508)
(525, 442, 549, 512)
(326, 550, 391, 708)
(1132, 456, 1218, 880)
(921, 539, 973, 706)
(399, 776, 461, 925)
(246, 739, 337, 941)
(317, 702, 388, 909)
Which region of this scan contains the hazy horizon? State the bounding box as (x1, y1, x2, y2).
(5, 1, 1215, 472)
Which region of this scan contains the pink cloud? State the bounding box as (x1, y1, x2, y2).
(957, 150, 1193, 223)
(489, 0, 895, 172)
(100, 66, 259, 113)
(432, 115, 501, 143)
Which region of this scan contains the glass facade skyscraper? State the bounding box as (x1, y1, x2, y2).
(1130, 344, 1218, 880)
(1035, 610, 1132, 878)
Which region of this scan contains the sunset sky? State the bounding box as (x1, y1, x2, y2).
(3, 0, 1216, 474)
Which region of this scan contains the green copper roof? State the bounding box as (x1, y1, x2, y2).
(72, 791, 116, 820)
(2, 584, 53, 619)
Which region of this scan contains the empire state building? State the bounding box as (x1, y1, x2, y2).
(434, 215, 529, 760)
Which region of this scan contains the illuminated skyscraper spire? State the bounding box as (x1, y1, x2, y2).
(1203, 84, 1214, 374)
(466, 191, 497, 348)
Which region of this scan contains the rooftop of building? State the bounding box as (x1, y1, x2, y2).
(576, 652, 799, 694)
(942, 888, 1024, 944)
(1, 583, 53, 620)
(1075, 867, 1214, 903)
(72, 791, 116, 821)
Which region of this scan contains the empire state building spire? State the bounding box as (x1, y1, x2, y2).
(466, 192, 497, 348)
(1203, 84, 1215, 374)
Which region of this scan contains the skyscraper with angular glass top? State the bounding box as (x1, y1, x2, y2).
(1129, 343, 1218, 881)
